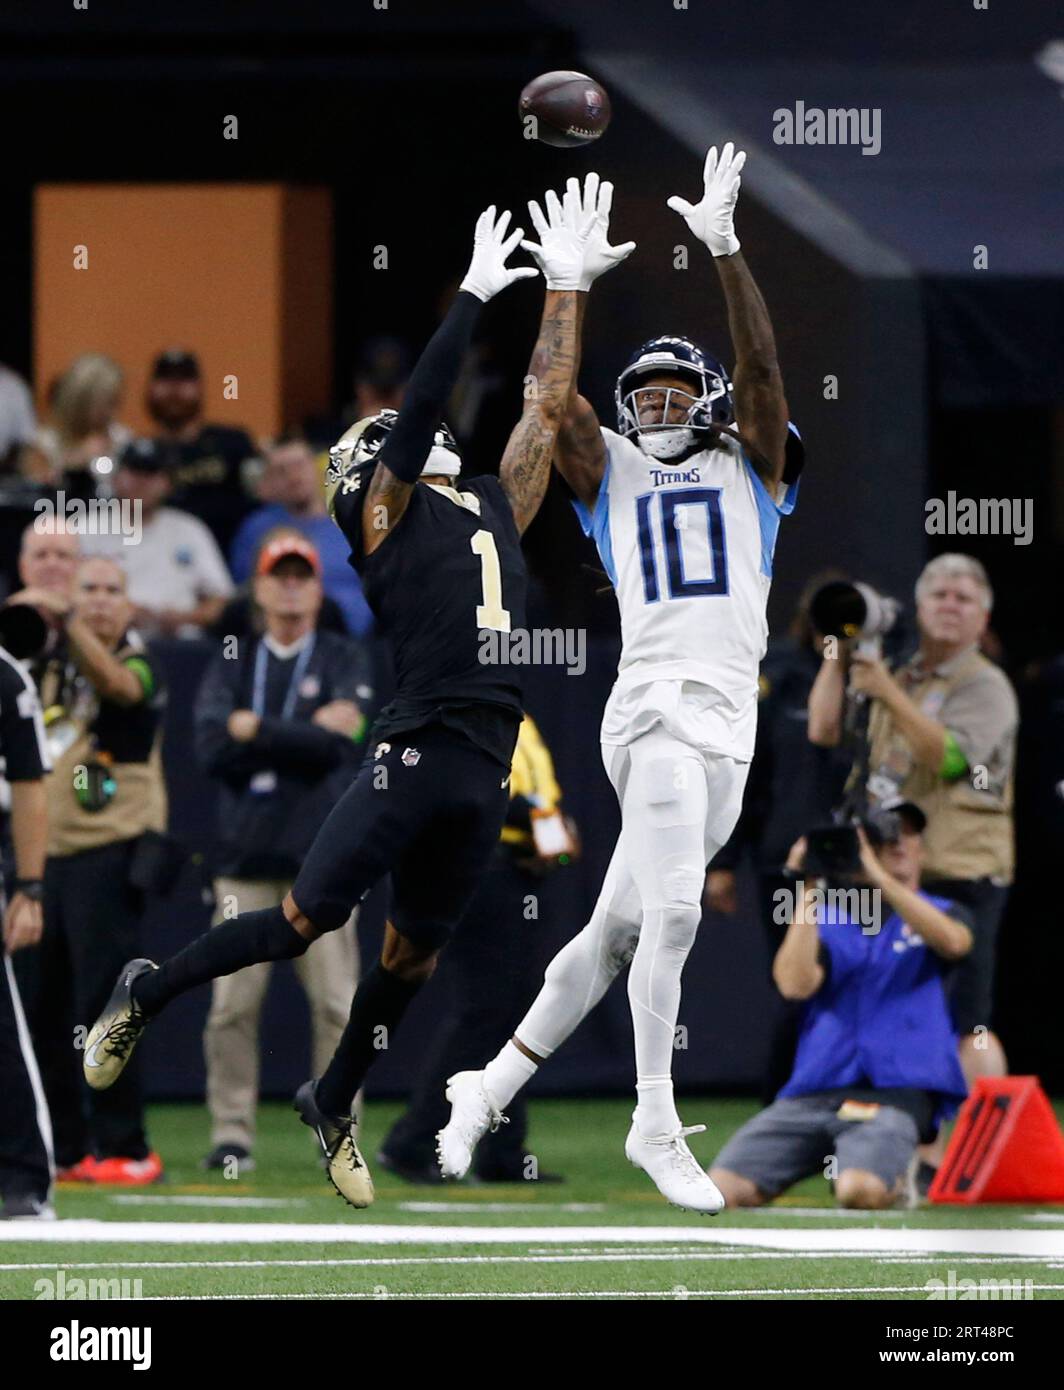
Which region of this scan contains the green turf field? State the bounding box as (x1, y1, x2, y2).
(3, 1098, 1062, 1300)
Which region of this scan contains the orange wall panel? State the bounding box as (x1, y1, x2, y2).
(34, 183, 332, 440)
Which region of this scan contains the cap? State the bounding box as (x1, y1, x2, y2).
(119, 439, 170, 474)
(256, 534, 322, 578)
(864, 797, 927, 846)
(151, 349, 201, 381)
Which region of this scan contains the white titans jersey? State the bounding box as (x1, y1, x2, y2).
(574, 426, 799, 760)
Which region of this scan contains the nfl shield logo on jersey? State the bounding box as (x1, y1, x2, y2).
(401, 747, 421, 767)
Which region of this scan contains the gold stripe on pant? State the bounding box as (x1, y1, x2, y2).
(204, 877, 359, 1151)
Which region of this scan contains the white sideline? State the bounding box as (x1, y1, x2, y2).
(1, 1222, 1063, 1257)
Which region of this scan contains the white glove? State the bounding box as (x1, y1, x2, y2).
(667, 142, 746, 257)
(460, 206, 540, 303)
(521, 175, 600, 291)
(569, 172, 637, 291)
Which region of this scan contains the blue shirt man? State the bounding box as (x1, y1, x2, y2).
(230, 436, 374, 639)
(710, 801, 973, 1211)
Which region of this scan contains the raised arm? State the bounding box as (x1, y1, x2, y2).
(500, 174, 634, 532)
(361, 207, 537, 556)
(555, 388, 606, 512)
(668, 144, 790, 487)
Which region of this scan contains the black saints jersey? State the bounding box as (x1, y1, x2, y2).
(334, 471, 526, 768)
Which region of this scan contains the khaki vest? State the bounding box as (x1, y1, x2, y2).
(867, 649, 1016, 883)
(41, 643, 167, 858)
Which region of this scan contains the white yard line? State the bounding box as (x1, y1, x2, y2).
(397, 1202, 605, 1213)
(2, 1222, 1063, 1258)
(107, 1196, 306, 1208)
(141, 1284, 1064, 1300)
(4, 1250, 1062, 1275)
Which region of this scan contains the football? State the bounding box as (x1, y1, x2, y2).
(519, 70, 611, 148)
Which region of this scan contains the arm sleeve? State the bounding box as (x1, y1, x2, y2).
(194, 652, 257, 779)
(375, 291, 481, 484)
(0, 657, 49, 781)
(939, 669, 1018, 771)
(327, 638, 375, 709)
(252, 717, 353, 773)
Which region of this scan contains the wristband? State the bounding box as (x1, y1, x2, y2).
(13, 878, 44, 901)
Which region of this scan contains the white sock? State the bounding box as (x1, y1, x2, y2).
(482, 1040, 538, 1109)
(633, 1077, 680, 1138)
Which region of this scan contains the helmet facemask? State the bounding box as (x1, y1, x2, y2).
(616, 356, 733, 463)
(619, 382, 710, 460)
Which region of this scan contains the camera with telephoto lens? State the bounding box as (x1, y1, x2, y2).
(809, 580, 899, 652)
(0, 602, 49, 660)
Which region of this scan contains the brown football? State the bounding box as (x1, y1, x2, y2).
(519, 71, 611, 148)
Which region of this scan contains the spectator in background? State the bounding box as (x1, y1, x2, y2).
(808, 553, 1018, 1177)
(0, 363, 37, 474)
(12, 518, 80, 609)
(348, 337, 409, 423)
(706, 574, 851, 1101)
(14, 555, 166, 1185)
(194, 532, 371, 1172)
(22, 354, 132, 498)
(147, 349, 258, 555)
(83, 440, 232, 638)
(230, 433, 374, 639)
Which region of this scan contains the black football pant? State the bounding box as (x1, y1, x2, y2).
(0, 946, 53, 1204)
(382, 851, 552, 1179)
(15, 839, 150, 1165)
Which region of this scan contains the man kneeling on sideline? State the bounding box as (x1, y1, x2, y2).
(709, 803, 972, 1210)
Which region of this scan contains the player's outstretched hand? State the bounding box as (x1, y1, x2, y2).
(569, 172, 636, 290)
(667, 141, 746, 257)
(460, 206, 540, 303)
(521, 173, 602, 292)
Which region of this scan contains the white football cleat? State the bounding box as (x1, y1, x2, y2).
(436, 1070, 507, 1179)
(624, 1120, 725, 1214)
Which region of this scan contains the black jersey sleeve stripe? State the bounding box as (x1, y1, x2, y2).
(376, 292, 481, 484)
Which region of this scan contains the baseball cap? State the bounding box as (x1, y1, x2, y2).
(864, 797, 927, 845)
(119, 439, 170, 474)
(151, 349, 201, 380)
(256, 534, 322, 577)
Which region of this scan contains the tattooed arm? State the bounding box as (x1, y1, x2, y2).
(499, 291, 583, 535)
(500, 173, 633, 533)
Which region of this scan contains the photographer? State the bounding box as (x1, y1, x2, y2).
(807, 554, 1017, 1110)
(15, 555, 166, 1185)
(0, 641, 53, 1220)
(709, 806, 972, 1209)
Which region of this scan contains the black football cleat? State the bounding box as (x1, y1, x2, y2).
(294, 1081, 374, 1209)
(83, 959, 157, 1091)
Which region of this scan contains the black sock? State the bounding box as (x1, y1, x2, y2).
(134, 906, 307, 1016)
(316, 964, 423, 1117)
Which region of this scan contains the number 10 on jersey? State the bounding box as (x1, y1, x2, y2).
(636, 487, 729, 603)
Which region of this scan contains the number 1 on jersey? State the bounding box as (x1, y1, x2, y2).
(471, 529, 511, 632)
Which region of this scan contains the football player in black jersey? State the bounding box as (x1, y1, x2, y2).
(84, 173, 635, 1206)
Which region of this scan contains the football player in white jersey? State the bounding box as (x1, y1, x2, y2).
(438, 144, 804, 1211)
